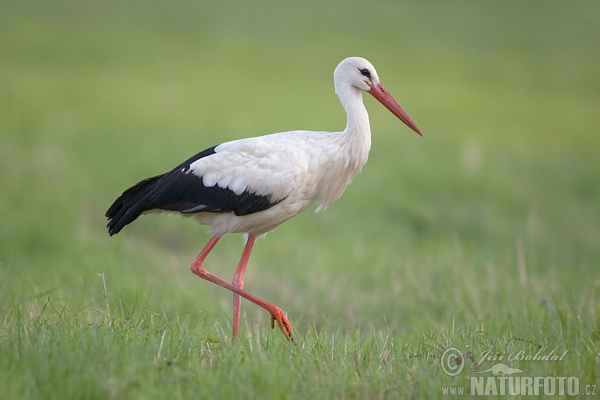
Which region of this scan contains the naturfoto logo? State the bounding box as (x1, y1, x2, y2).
(440, 347, 596, 397)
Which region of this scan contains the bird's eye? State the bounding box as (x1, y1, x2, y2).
(358, 68, 371, 78)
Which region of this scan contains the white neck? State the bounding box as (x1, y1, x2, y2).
(337, 84, 372, 167)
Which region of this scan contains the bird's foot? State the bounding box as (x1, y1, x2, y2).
(269, 306, 295, 343)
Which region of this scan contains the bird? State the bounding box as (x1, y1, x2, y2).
(106, 57, 423, 343)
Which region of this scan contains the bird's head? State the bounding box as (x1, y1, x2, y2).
(334, 57, 380, 92)
(334, 57, 423, 136)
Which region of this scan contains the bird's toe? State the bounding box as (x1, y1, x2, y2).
(270, 306, 295, 343)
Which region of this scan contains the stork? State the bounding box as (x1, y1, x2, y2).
(106, 57, 423, 342)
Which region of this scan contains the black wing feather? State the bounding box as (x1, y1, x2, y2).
(106, 145, 281, 236)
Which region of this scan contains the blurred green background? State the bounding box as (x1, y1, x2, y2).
(1, 0, 599, 391)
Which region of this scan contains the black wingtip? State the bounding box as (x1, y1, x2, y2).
(105, 175, 163, 236)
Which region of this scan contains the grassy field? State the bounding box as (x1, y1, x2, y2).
(1, 1, 599, 398)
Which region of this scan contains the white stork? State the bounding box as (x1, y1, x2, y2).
(106, 57, 423, 342)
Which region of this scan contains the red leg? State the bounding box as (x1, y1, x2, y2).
(190, 235, 294, 342)
(194, 234, 221, 263)
(231, 235, 256, 339)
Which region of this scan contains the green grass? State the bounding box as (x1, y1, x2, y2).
(1, 0, 599, 398)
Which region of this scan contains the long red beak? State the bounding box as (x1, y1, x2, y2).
(368, 82, 424, 137)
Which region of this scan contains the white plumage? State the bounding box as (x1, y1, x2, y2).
(106, 57, 423, 342)
(185, 130, 365, 236)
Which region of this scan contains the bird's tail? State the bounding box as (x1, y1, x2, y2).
(105, 174, 163, 236)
